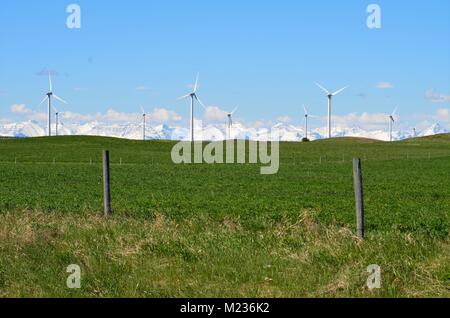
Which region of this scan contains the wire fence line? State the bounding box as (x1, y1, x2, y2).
(1, 152, 450, 167)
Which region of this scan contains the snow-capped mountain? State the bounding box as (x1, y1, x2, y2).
(0, 120, 448, 142)
(419, 123, 449, 137)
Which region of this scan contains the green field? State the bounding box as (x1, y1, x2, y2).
(0, 135, 449, 297)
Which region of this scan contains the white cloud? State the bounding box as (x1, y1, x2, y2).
(276, 116, 292, 123)
(425, 89, 450, 103)
(61, 111, 96, 122)
(135, 86, 151, 91)
(150, 108, 182, 122)
(11, 104, 47, 121)
(10, 104, 32, 114)
(436, 108, 450, 122)
(204, 106, 228, 122)
(60, 108, 182, 124)
(376, 82, 394, 89)
(332, 112, 391, 130)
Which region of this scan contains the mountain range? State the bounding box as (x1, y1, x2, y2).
(0, 120, 448, 142)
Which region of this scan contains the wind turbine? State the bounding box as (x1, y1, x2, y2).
(55, 107, 60, 136)
(303, 105, 310, 140)
(388, 107, 398, 142)
(226, 107, 238, 140)
(302, 105, 318, 140)
(140, 105, 146, 141)
(315, 82, 348, 139)
(38, 71, 67, 136)
(178, 74, 206, 142)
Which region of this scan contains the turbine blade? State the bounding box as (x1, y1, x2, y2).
(48, 71, 53, 92)
(39, 96, 49, 106)
(303, 105, 308, 115)
(140, 105, 145, 114)
(231, 106, 238, 115)
(332, 86, 349, 96)
(177, 93, 191, 100)
(193, 73, 199, 93)
(53, 94, 68, 104)
(195, 94, 206, 109)
(314, 82, 330, 95)
(391, 107, 398, 117)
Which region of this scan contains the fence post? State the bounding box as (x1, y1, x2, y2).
(353, 158, 365, 238)
(103, 150, 111, 219)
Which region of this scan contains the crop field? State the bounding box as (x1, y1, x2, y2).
(0, 135, 449, 297)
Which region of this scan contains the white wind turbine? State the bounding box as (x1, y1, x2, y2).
(388, 107, 398, 142)
(302, 105, 318, 141)
(315, 82, 348, 139)
(54, 107, 60, 136)
(303, 105, 310, 140)
(226, 107, 238, 140)
(178, 74, 206, 142)
(38, 71, 67, 136)
(140, 105, 147, 141)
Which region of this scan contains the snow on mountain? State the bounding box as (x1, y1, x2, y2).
(0, 120, 45, 138)
(0, 120, 448, 142)
(420, 123, 449, 137)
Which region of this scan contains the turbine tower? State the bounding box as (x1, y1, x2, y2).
(303, 105, 309, 140)
(55, 108, 59, 136)
(315, 82, 348, 139)
(178, 74, 206, 142)
(140, 105, 146, 141)
(226, 107, 238, 140)
(39, 71, 67, 136)
(388, 107, 397, 142)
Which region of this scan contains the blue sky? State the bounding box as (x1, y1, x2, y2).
(1, 0, 449, 130)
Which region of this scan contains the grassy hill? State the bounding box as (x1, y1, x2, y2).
(0, 135, 449, 297)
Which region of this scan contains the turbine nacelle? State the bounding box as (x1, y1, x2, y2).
(178, 73, 206, 142)
(389, 107, 398, 122)
(314, 82, 348, 139)
(226, 107, 238, 121)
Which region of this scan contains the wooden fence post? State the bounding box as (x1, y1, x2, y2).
(103, 150, 111, 219)
(353, 158, 365, 238)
